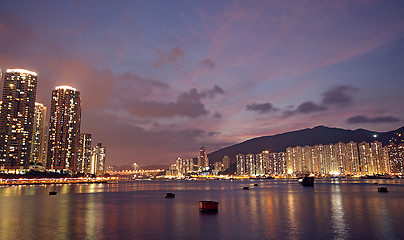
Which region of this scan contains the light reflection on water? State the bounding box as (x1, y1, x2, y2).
(0, 179, 404, 240)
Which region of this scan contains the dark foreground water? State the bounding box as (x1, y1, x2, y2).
(1, 179, 404, 240)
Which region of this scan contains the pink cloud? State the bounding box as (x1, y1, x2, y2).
(152, 46, 185, 68)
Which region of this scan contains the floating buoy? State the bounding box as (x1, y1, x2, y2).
(243, 187, 249, 190)
(165, 192, 175, 198)
(199, 201, 219, 212)
(49, 191, 57, 195)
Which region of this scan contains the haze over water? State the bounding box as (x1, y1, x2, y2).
(1, 179, 403, 240)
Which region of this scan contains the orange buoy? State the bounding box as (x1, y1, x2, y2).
(199, 201, 219, 212)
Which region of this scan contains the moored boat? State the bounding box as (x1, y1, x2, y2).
(377, 187, 388, 192)
(300, 176, 314, 186)
(165, 192, 175, 198)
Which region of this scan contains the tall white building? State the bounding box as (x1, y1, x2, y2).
(90, 143, 106, 176)
(30, 102, 47, 165)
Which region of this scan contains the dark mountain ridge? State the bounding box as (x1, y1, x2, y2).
(207, 125, 404, 164)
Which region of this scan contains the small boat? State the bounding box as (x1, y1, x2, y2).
(165, 192, 175, 198)
(373, 182, 378, 185)
(378, 187, 388, 192)
(199, 201, 219, 212)
(300, 176, 314, 187)
(253, 183, 258, 186)
(243, 187, 249, 190)
(48, 191, 57, 195)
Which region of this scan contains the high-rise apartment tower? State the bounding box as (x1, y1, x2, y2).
(46, 86, 81, 171)
(0, 69, 38, 172)
(30, 102, 47, 165)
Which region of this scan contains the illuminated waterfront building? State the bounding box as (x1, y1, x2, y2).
(236, 154, 246, 175)
(268, 152, 287, 175)
(324, 144, 335, 174)
(370, 141, 389, 174)
(254, 152, 266, 175)
(245, 153, 255, 175)
(90, 143, 106, 176)
(358, 142, 371, 175)
(30, 102, 47, 165)
(222, 155, 230, 170)
(176, 157, 184, 174)
(388, 143, 404, 174)
(0, 69, 38, 172)
(286, 147, 294, 174)
(382, 146, 391, 174)
(185, 158, 194, 173)
(198, 146, 209, 171)
(168, 164, 177, 176)
(175, 157, 194, 175)
(77, 133, 92, 174)
(235, 140, 395, 177)
(346, 142, 360, 175)
(295, 146, 304, 173)
(311, 145, 326, 175)
(46, 86, 81, 171)
(302, 146, 313, 173)
(261, 150, 270, 174)
(213, 161, 224, 174)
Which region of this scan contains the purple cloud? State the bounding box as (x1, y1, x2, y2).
(213, 112, 222, 119)
(201, 85, 225, 98)
(199, 59, 216, 69)
(284, 101, 327, 117)
(153, 46, 185, 68)
(246, 102, 278, 114)
(322, 85, 358, 107)
(346, 115, 400, 124)
(120, 85, 224, 119)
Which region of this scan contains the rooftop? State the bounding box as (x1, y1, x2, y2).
(55, 85, 77, 91)
(6, 69, 37, 76)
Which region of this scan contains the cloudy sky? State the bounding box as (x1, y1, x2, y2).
(1, 0, 403, 166)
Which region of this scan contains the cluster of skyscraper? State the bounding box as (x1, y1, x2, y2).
(169, 147, 230, 176)
(0, 69, 105, 175)
(236, 140, 404, 176)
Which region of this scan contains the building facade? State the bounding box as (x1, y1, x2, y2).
(30, 102, 47, 165)
(90, 143, 106, 176)
(77, 133, 92, 174)
(0, 69, 38, 172)
(198, 146, 209, 171)
(46, 86, 81, 171)
(222, 155, 230, 170)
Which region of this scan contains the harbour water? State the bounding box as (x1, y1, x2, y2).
(1, 179, 404, 240)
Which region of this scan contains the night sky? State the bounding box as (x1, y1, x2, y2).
(1, 0, 403, 167)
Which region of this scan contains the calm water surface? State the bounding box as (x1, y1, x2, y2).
(1, 179, 403, 240)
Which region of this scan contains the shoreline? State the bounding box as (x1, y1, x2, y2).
(0, 177, 118, 186)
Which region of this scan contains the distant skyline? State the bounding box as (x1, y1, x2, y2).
(1, 0, 404, 166)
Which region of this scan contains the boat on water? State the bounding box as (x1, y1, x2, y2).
(378, 187, 388, 192)
(299, 176, 314, 186)
(165, 192, 175, 198)
(48, 191, 57, 195)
